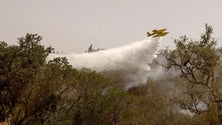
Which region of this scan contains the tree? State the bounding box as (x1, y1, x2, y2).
(0, 33, 129, 125)
(51, 68, 128, 125)
(161, 24, 222, 124)
(0, 33, 53, 124)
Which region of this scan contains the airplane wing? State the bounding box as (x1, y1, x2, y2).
(153, 32, 168, 37)
(154, 28, 167, 34)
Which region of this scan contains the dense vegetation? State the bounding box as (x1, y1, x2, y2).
(1, 24, 222, 125)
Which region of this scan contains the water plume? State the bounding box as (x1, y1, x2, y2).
(48, 37, 162, 88)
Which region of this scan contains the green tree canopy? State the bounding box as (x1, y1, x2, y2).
(161, 24, 222, 124)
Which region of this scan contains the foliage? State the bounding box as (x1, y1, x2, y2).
(0, 34, 53, 124)
(161, 24, 222, 124)
(0, 34, 128, 125)
(1, 24, 222, 125)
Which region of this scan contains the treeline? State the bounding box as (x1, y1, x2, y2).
(1, 24, 222, 125)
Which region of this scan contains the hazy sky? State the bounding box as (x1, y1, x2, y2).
(1, 0, 222, 53)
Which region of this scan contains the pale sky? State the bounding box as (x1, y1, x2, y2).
(1, 0, 222, 53)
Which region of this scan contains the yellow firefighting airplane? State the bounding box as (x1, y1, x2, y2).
(147, 28, 168, 38)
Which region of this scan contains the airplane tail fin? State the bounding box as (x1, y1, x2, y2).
(147, 32, 151, 37)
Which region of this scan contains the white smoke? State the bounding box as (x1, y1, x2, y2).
(48, 37, 162, 88)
